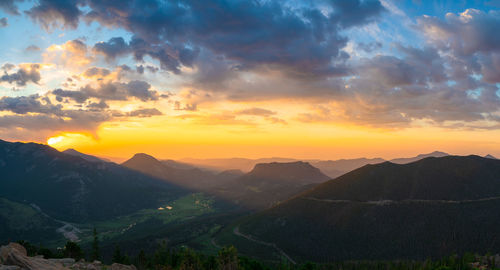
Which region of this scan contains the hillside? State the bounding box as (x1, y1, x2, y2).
(0, 140, 185, 223)
(234, 155, 500, 262)
(122, 153, 228, 190)
(216, 161, 330, 209)
(309, 158, 385, 178)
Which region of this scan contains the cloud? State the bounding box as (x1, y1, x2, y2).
(26, 0, 82, 30)
(126, 108, 162, 117)
(0, 94, 62, 115)
(236, 107, 276, 117)
(174, 101, 197, 111)
(29, 0, 385, 77)
(0, 0, 23, 15)
(94, 36, 199, 74)
(0, 17, 8, 27)
(0, 92, 164, 139)
(52, 80, 161, 103)
(86, 100, 109, 110)
(25, 45, 41, 52)
(83, 67, 110, 78)
(93, 37, 130, 60)
(418, 9, 500, 83)
(44, 39, 93, 68)
(0, 63, 42, 86)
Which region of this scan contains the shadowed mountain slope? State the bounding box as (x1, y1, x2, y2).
(0, 140, 185, 223)
(122, 153, 225, 190)
(236, 155, 500, 262)
(217, 161, 330, 209)
(124, 155, 330, 209)
(63, 148, 108, 163)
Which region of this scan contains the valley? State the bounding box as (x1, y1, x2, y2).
(2, 140, 500, 267)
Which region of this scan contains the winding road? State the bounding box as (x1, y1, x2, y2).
(302, 196, 500, 205)
(233, 226, 296, 265)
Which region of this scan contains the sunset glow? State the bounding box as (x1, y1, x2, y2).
(1, 1, 499, 160)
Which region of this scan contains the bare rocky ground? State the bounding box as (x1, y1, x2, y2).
(0, 243, 136, 270)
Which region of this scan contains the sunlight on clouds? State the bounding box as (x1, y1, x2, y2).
(46, 133, 96, 150)
(44, 40, 93, 69)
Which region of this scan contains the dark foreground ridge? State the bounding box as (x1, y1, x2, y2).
(237, 155, 500, 262)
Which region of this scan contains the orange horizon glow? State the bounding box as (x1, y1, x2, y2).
(43, 118, 500, 162)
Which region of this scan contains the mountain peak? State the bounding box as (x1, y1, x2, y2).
(417, 151, 448, 158)
(123, 153, 162, 166)
(248, 161, 329, 183)
(485, 154, 497, 159)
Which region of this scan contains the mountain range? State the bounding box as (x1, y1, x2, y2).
(234, 155, 500, 262)
(3, 139, 500, 263)
(122, 153, 329, 209)
(0, 140, 185, 223)
(178, 151, 451, 178)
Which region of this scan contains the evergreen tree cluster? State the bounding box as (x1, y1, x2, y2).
(16, 239, 500, 270)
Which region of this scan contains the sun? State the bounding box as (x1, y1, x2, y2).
(47, 136, 64, 146)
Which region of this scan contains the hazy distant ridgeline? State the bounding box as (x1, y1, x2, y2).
(122, 153, 329, 209)
(178, 151, 455, 179)
(236, 155, 500, 262)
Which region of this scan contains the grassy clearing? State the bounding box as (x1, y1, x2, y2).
(77, 193, 216, 245)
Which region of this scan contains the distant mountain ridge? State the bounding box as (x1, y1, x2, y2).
(123, 153, 330, 209)
(219, 161, 330, 209)
(178, 151, 451, 178)
(389, 151, 448, 164)
(236, 155, 500, 262)
(248, 161, 329, 184)
(122, 153, 224, 190)
(63, 148, 109, 163)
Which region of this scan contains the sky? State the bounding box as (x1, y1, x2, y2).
(1, 0, 500, 160)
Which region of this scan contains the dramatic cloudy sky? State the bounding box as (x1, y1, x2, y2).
(1, 0, 500, 160)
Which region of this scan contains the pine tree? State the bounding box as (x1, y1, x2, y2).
(112, 245, 123, 264)
(63, 241, 83, 260)
(218, 246, 239, 270)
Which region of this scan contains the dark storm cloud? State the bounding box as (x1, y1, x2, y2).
(52, 80, 161, 103)
(25, 0, 386, 77)
(95, 36, 199, 74)
(328, 0, 385, 28)
(0, 64, 42, 86)
(93, 37, 130, 60)
(26, 0, 82, 29)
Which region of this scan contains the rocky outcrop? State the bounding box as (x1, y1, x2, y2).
(110, 263, 137, 270)
(0, 243, 137, 270)
(0, 243, 66, 270)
